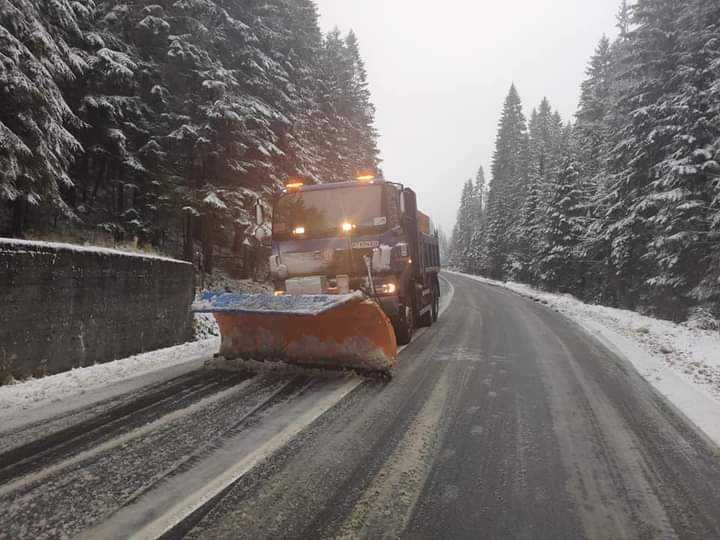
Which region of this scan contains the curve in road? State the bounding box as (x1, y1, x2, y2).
(2, 273, 719, 539)
(175, 272, 720, 539)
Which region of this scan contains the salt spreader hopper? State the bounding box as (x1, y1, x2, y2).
(194, 175, 441, 375)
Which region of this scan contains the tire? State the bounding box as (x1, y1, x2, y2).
(418, 284, 439, 328)
(393, 304, 414, 345)
(418, 302, 433, 328)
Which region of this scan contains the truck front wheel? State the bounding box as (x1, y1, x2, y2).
(393, 304, 413, 346)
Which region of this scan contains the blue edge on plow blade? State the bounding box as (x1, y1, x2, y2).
(191, 291, 363, 317)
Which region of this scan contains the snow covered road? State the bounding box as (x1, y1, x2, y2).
(451, 271, 720, 446)
(1, 273, 720, 539)
(0, 369, 365, 539)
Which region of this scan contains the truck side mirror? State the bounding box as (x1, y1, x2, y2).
(402, 189, 418, 226)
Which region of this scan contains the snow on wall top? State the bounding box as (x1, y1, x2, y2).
(192, 291, 365, 316)
(0, 238, 190, 265)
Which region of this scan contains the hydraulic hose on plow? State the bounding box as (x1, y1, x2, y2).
(193, 292, 398, 374)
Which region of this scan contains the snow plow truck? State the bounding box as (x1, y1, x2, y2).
(193, 175, 441, 376)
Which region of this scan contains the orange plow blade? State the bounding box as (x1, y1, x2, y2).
(193, 293, 398, 373)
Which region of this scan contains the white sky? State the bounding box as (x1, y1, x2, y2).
(315, 0, 620, 233)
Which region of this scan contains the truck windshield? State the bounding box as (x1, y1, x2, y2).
(274, 185, 386, 238)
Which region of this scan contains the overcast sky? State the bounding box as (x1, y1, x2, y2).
(314, 0, 621, 234)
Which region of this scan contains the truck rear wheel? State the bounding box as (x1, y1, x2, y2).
(418, 284, 438, 328)
(418, 303, 433, 328)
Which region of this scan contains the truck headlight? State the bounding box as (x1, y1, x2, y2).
(379, 282, 397, 295)
(374, 277, 398, 295)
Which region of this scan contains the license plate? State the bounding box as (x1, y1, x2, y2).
(352, 240, 380, 249)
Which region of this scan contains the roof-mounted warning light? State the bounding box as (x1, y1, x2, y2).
(356, 174, 375, 183)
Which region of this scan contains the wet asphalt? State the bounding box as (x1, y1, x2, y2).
(180, 273, 720, 539)
(2, 273, 720, 539)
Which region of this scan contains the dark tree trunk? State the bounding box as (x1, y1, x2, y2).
(202, 213, 213, 274)
(117, 183, 124, 214)
(11, 198, 27, 238)
(93, 158, 108, 202)
(183, 213, 194, 262)
(203, 241, 213, 275)
(82, 154, 91, 203)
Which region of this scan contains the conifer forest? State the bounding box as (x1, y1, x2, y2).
(449, 0, 720, 322)
(0, 0, 379, 265)
(3, 0, 720, 320)
(4, 3, 720, 537)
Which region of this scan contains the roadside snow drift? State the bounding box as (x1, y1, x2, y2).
(0, 339, 219, 425)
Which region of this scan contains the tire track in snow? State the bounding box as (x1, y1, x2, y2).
(0, 374, 310, 538)
(0, 275, 456, 539)
(0, 370, 252, 485)
(334, 369, 450, 538)
(151, 274, 455, 539)
(85, 375, 363, 540)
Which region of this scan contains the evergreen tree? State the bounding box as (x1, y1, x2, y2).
(598, 0, 685, 310)
(660, 0, 720, 316)
(582, 21, 634, 305)
(72, 2, 161, 244)
(318, 28, 380, 182)
(537, 155, 587, 292)
(278, 0, 331, 183)
(343, 31, 381, 176)
(0, 0, 87, 235)
(438, 227, 450, 266)
(616, 0, 631, 38)
(448, 179, 475, 271)
(1, 0, 381, 264)
(467, 166, 487, 274)
(510, 99, 564, 283)
(485, 84, 528, 279)
(447, 0, 720, 320)
(576, 36, 613, 181)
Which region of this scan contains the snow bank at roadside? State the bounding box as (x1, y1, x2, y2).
(451, 271, 720, 446)
(0, 269, 270, 416)
(198, 269, 273, 296)
(193, 271, 273, 340)
(0, 339, 219, 420)
(0, 237, 184, 263)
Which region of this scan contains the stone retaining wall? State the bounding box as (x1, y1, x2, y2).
(0, 239, 194, 379)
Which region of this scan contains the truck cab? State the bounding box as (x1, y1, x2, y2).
(270, 177, 441, 344)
